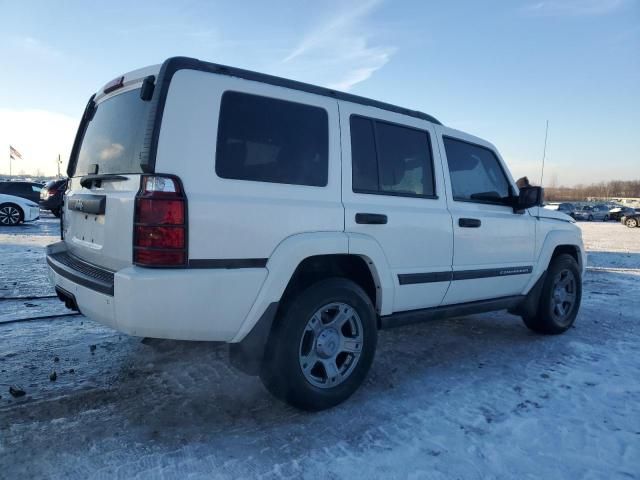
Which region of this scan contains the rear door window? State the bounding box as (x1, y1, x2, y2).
(216, 91, 329, 187)
(443, 137, 510, 204)
(350, 115, 435, 198)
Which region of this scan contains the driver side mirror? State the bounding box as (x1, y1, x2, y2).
(514, 186, 544, 212)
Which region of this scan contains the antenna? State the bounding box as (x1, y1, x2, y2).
(539, 120, 549, 186)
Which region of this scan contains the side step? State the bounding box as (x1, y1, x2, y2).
(380, 295, 525, 329)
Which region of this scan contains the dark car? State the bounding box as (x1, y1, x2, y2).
(557, 202, 577, 218)
(39, 179, 68, 217)
(622, 212, 640, 228)
(609, 206, 636, 221)
(0, 181, 43, 203)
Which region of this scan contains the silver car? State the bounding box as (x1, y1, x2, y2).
(574, 204, 610, 221)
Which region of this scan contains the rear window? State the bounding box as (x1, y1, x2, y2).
(215, 91, 329, 187)
(73, 88, 150, 176)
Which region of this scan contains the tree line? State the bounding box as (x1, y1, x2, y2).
(545, 180, 640, 201)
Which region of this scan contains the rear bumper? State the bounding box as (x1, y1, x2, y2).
(45, 241, 268, 342)
(23, 206, 40, 222)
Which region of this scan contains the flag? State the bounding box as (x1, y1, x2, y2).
(9, 145, 23, 160)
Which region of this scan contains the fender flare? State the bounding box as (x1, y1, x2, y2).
(230, 231, 395, 343)
(346, 232, 395, 315)
(524, 229, 585, 294)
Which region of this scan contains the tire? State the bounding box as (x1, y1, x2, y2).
(588, 215, 593, 221)
(603, 215, 609, 222)
(625, 217, 638, 228)
(260, 278, 377, 411)
(0, 203, 23, 226)
(522, 254, 581, 335)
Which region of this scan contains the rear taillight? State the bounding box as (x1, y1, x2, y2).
(133, 175, 187, 267)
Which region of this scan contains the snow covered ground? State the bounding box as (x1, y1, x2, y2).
(1, 216, 639, 479)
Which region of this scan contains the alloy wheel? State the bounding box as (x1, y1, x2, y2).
(550, 269, 577, 325)
(298, 302, 364, 389)
(0, 206, 20, 225)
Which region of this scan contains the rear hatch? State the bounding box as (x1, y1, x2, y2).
(64, 68, 158, 271)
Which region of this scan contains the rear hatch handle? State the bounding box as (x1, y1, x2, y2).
(80, 174, 128, 189)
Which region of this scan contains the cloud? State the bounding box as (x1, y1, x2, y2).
(523, 0, 631, 16)
(12, 36, 63, 60)
(0, 109, 77, 176)
(280, 0, 395, 91)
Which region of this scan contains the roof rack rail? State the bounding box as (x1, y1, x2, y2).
(161, 56, 442, 126)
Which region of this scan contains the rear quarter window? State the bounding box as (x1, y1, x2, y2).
(215, 91, 329, 187)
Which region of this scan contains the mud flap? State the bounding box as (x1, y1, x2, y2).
(228, 302, 279, 376)
(509, 271, 546, 319)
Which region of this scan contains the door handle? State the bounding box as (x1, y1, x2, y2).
(459, 218, 481, 228)
(356, 213, 388, 225)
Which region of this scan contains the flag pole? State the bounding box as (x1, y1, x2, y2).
(9, 147, 12, 178)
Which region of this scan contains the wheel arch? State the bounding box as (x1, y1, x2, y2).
(230, 232, 394, 344)
(524, 229, 585, 295)
(551, 244, 581, 269)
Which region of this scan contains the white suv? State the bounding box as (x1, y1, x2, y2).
(47, 57, 585, 410)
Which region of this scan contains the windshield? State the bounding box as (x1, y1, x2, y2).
(73, 88, 150, 177)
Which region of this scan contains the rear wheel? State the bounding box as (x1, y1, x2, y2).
(260, 278, 377, 411)
(522, 254, 581, 334)
(0, 204, 23, 226)
(625, 217, 638, 228)
(603, 215, 609, 222)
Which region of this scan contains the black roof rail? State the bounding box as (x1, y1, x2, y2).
(162, 56, 442, 125)
(140, 56, 442, 173)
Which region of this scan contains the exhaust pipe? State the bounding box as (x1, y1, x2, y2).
(55, 286, 80, 312)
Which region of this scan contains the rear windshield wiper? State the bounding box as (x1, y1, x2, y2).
(80, 174, 128, 189)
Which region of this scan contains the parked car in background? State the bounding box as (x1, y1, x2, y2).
(609, 206, 636, 222)
(574, 204, 610, 221)
(40, 179, 68, 217)
(0, 181, 43, 203)
(621, 212, 640, 228)
(557, 203, 577, 218)
(0, 193, 40, 225)
(544, 203, 576, 219)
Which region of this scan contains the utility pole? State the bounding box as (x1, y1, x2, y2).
(57, 154, 61, 178)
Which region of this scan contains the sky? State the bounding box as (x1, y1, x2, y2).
(1, 0, 638, 185)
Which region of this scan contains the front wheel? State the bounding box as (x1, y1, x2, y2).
(625, 217, 638, 228)
(260, 278, 377, 411)
(522, 254, 581, 334)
